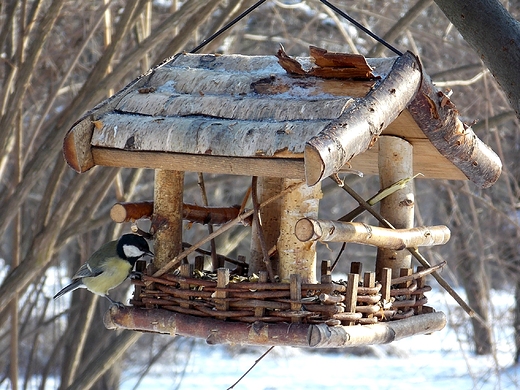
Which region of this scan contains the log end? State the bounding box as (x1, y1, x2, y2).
(110, 203, 128, 223)
(63, 117, 95, 173)
(295, 218, 318, 241)
(304, 143, 326, 186)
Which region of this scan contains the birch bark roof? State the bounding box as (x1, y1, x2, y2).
(63, 49, 501, 188)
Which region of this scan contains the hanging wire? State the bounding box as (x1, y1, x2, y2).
(190, 0, 402, 56)
(318, 0, 403, 56)
(190, 0, 267, 53)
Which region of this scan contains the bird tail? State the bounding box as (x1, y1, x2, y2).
(53, 280, 84, 300)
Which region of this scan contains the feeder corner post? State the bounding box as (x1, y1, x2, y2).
(375, 135, 414, 280)
(152, 169, 184, 270)
(278, 179, 322, 284)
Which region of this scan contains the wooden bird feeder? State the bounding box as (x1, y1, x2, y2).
(64, 46, 501, 348)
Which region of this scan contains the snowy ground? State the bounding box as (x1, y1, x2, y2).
(119, 289, 520, 390)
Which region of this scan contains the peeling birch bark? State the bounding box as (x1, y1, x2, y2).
(304, 51, 422, 185)
(277, 180, 321, 283)
(407, 67, 502, 188)
(104, 306, 446, 348)
(294, 218, 450, 249)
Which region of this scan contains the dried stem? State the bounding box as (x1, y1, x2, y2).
(227, 346, 275, 390)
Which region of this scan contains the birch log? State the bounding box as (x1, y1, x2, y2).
(376, 136, 414, 279)
(152, 170, 184, 270)
(407, 62, 502, 188)
(294, 218, 450, 249)
(304, 51, 422, 185)
(278, 179, 321, 283)
(104, 306, 446, 348)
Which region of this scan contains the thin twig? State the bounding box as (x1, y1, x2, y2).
(391, 261, 446, 284)
(330, 174, 489, 327)
(227, 346, 275, 390)
(252, 177, 275, 281)
(332, 175, 419, 271)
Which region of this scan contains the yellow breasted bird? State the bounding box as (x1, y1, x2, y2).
(53, 234, 153, 305)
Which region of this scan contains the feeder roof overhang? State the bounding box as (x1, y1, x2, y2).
(64, 49, 501, 188)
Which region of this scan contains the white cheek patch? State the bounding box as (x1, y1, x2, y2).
(123, 244, 145, 258)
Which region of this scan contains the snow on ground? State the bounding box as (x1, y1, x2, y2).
(120, 289, 520, 390)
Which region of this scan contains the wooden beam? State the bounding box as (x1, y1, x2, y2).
(92, 147, 306, 178)
(304, 51, 422, 185)
(295, 218, 451, 249)
(104, 306, 447, 347)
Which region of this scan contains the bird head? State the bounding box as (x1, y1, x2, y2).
(117, 234, 154, 262)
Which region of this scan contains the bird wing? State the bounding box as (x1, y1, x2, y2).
(72, 262, 103, 279)
(71, 240, 118, 280)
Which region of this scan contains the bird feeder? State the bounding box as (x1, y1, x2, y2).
(63, 46, 501, 348)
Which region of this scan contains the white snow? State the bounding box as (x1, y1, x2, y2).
(120, 289, 520, 390)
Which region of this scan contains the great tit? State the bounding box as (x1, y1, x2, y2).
(53, 234, 153, 305)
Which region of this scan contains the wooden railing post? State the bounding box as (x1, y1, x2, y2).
(152, 170, 184, 270)
(376, 136, 414, 280)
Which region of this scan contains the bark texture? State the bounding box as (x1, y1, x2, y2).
(434, 0, 520, 117)
(104, 306, 446, 348)
(304, 51, 422, 185)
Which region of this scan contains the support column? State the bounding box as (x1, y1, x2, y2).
(278, 179, 322, 284)
(376, 136, 414, 280)
(249, 177, 282, 276)
(152, 170, 184, 270)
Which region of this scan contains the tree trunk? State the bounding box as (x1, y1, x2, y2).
(434, 0, 520, 117)
(449, 188, 493, 355)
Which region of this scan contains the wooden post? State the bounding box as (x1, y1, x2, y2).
(278, 179, 321, 283)
(376, 136, 414, 280)
(180, 260, 193, 309)
(364, 272, 376, 322)
(381, 267, 392, 303)
(416, 265, 425, 314)
(215, 268, 230, 321)
(152, 170, 184, 270)
(321, 260, 332, 283)
(290, 274, 302, 323)
(249, 177, 282, 276)
(254, 271, 268, 318)
(344, 273, 359, 325)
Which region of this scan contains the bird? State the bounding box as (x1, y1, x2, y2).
(53, 233, 153, 306)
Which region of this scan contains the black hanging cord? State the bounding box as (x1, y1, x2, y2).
(318, 0, 403, 56)
(320, 0, 403, 56)
(190, 0, 402, 56)
(190, 0, 267, 53)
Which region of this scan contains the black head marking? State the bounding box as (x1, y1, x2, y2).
(116, 234, 152, 264)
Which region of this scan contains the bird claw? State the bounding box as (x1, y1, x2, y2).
(104, 295, 125, 308)
(130, 271, 143, 280)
